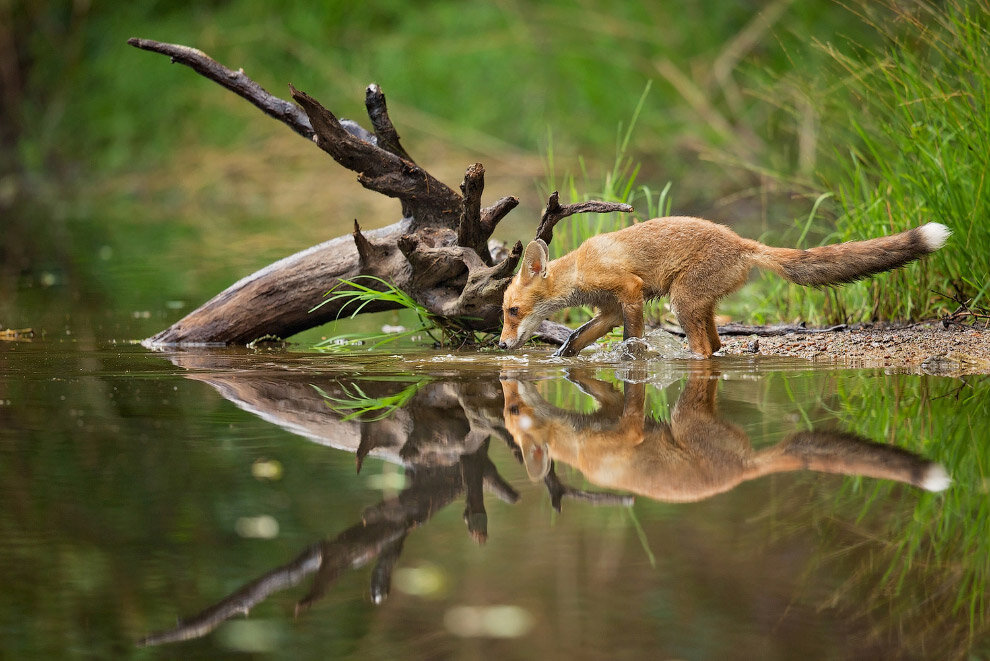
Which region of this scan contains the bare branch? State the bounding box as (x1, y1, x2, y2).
(289, 84, 461, 226)
(127, 38, 315, 140)
(438, 242, 523, 318)
(663, 322, 849, 337)
(351, 219, 393, 273)
(457, 163, 492, 265)
(365, 84, 413, 162)
(481, 196, 520, 234)
(535, 191, 634, 246)
(397, 235, 470, 291)
(535, 320, 573, 345)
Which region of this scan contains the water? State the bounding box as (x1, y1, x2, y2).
(1, 334, 987, 660)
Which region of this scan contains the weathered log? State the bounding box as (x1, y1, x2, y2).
(131, 38, 629, 347)
(144, 224, 408, 345)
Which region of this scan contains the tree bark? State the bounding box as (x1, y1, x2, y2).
(130, 38, 628, 347)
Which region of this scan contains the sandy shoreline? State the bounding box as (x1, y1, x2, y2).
(715, 321, 990, 374)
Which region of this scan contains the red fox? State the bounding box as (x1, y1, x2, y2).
(501, 369, 951, 501)
(498, 217, 950, 357)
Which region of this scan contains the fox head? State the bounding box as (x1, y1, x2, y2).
(501, 378, 553, 480)
(498, 239, 554, 350)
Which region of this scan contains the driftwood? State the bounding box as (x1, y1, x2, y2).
(129, 39, 630, 346)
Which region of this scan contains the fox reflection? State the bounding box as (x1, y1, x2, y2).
(501, 370, 950, 502)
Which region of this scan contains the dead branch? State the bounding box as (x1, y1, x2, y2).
(126, 38, 316, 140)
(364, 84, 413, 162)
(457, 163, 491, 264)
(933, 289, 990, 329)
(662, 322, 849, 338)
(535, 191, 634, 245)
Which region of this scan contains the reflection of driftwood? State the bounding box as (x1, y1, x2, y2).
(130, 39, 626, 346)
(168, 351, 493, 465)
(164, 351, 636, 510)
(139, 461, 479, 646)
(140, 355, 639, 647)
(138, 542, 323, 646)
(143, 355, 950, 648)
(502, 368, 950, 501)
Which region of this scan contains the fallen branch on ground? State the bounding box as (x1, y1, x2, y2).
(662, 322, 849, 337)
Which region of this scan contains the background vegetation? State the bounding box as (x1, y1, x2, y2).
(1, 0, 986, 337)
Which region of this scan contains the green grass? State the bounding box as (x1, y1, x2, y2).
(311, 275, 491, 350)
(751, 0, 990, 325)
(537, 366, 989, 652)
(312, 380, 428, 422)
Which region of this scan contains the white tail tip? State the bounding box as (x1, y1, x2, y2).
(919, 222, 951, 252)
(921, 463, 952, 492)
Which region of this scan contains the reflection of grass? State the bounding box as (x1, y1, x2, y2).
(814, 373, 990, 654)
(312, 380, 427, 422)
(530, 366, 988, 653)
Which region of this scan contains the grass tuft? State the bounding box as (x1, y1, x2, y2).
(755, 0, 990, 324)
(311, 275, 490, 350)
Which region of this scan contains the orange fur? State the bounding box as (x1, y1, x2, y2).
(498, 217, 949, 357)
(501, 370, 949, 501)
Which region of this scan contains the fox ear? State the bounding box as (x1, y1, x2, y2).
(522, 240, 549, 280)
(523, 442, 552, 481)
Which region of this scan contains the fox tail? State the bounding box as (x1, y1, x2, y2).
(753, 222, 949, 286)
(753, 430, 951, 492)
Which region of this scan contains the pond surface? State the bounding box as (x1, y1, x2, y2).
(1, 335, 988, 660)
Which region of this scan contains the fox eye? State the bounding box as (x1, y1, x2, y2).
(508, 405, 520, 415)
(508, 307, 519, 317)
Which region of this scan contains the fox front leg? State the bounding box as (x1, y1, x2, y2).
(552, 304, 622, 358)
(552, 322, 592, 358)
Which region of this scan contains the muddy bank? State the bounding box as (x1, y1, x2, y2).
(716, 321, 990, 374)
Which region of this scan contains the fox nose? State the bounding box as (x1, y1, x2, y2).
(498, 341, 508, 350)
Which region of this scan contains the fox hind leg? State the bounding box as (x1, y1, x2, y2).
(677, 313, 716, 358)
(670, 291, 718, 357)
(706, 314, 721, 353)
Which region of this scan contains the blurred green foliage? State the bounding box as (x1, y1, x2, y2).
(2, 0, 877, 177)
